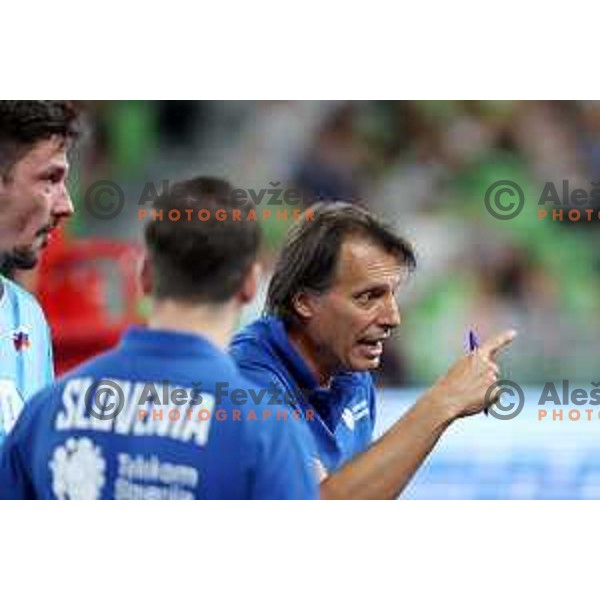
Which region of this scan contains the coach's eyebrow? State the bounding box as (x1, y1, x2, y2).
(352, 284, 389, 298)
(353, 276, 404, 295)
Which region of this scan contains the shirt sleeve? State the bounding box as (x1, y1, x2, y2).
(234, 349, 321, 497)
(236, 369, 319, 499)
(247, 401, 319, 500)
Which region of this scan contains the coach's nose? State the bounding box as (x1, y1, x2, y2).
(379, 294, 401, 330)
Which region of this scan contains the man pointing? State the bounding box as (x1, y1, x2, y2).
(230, 201, 516, 499)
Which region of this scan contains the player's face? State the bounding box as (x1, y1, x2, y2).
(0, 136, 73, 268)
(301, 236, 405, 375)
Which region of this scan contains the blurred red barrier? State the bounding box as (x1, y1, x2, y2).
(38, 231, 144, 375)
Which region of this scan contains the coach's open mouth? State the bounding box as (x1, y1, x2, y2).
(357, 335, 389, 358)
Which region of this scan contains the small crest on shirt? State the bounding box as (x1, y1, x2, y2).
(351, 399, 369, 421)
(12, 327, 30, 352)
(342, 407, 355, 431)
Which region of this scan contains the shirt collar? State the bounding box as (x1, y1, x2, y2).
(260, 317, 369, 428)
(261, 317, 322, 392)
(260, 317, 360, 393)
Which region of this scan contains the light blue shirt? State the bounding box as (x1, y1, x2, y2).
(0, 276, 53, 444)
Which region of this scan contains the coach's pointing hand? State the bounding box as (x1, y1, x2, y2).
(423, 329, 517, 421)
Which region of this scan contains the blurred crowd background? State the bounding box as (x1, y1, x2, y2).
(13, 101, 600, 385)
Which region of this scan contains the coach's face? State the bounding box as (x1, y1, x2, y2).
(295, 235, 404, 377)
(0, 136, 73, 268)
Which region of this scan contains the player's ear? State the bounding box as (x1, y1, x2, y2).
(291, 290, 318, 320)
(139, 253, 154, 296)
(237, 261, 262, 305)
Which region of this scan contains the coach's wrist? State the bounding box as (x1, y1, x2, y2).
(416, 388, 460, 427)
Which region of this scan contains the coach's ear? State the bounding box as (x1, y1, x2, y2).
(139, 254, 154, 296)
(291, 290, 317, 320)
(238, 261, 262, 305)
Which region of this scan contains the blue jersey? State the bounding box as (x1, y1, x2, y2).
(0, 326, 318, 499)
(230, 317, 376, 476)
(0, 277, 54, 445)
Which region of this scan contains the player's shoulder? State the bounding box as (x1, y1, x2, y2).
(34, 349, 125, 411)
(230, 317, 293, 380)
(62, 347, 123, 379)
(230, 317, 275, 355)
(221, 369, 279, 415)
(1, 276, 47, 323)
(8, 375, 61, 440)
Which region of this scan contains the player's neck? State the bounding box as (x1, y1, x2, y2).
(147, 299, 237, 351)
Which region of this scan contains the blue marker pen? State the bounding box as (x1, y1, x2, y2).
(468, 329, 479, 354)
(468, 329, 488, 416)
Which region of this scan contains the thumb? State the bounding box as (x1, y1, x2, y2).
(478, 329, 517, 360)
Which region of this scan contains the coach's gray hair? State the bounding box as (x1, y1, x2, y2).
(265, 201, 416, 325)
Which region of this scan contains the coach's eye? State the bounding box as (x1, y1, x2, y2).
(355, 291, 374, 305)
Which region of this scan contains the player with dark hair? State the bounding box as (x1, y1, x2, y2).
(0, 177, 318, 499)
(230, 202, 515, 498)
(0, 101, 78, 263)
(0, 101, 79, 442)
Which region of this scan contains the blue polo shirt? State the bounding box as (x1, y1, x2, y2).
(0, 326, 318, 500)
(230, 317, 376, 475)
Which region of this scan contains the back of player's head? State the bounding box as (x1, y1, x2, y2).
(266, 201, 416, 324)
(0, 101, 80, 176)
(144, 176, 261, 304)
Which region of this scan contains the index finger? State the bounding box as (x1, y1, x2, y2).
(478, 329, 517, 359)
